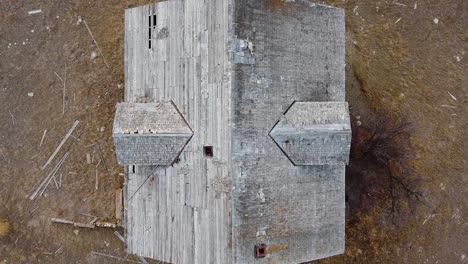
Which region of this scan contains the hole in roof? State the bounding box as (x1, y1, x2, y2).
(203, 146, 213, 157)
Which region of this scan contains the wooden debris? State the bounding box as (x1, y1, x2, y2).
(63, 62, 66, 115)
(97, 142, 110, 172)
(395, 17, 402, 24)
(53, 175, 59, 189)
(28, 9, 42, 15)
(0, 150, 7, 163)
(59, 173, 63, 188)
(95, 221, 117, 228)
(95, 160, 101, 190)
(51, 217, 74, 225)
(8, 110, 15, 125)
(115, 189, 123, 223)
(86, 153, 91, 164)
(54, 71, 63, 82)
(83, 20, 110, 68)
(441, 105, 456, 109)
(138, 256, 149, 264)
(114, 230, 125, 243)
(90, 252, 142, 263)
(39, 129, 47, 148)
(41, 120, 79, 170)
(39, 152, 69, 197)
(448, 91, 457, 101)
(30, 152, 69, 200)
(78, 212, 96, 218)
(51, 217, 95, 229)
(95, 168, 99, 190)
(54, 245, 63, 255)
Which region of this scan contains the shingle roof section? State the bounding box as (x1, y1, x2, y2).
(113, 101, 193, 165)
(113, 101, 193, 135)
(270, 102, 351, 165)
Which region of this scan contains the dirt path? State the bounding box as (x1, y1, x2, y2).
(0, 0, 466, 263)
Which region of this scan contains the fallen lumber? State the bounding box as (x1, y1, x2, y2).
(39, 152, 69, 197)
(62, 62, 67, 115)
(28, 9, 42, 15)
(39, 129, 47, 148)
(95, 221, 117, 228)
(30, 152, 69, 200)
(83, 20, 110, 68)
(51, 217, 95, 229)
(114, 230, 125, 243)
(41, 120, 79, 170)
(90, 252, 142, 263)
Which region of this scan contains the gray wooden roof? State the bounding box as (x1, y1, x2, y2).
(270, 102, 351, 165)
(120, 0, 348, 263)
(113, 102, 192, 135)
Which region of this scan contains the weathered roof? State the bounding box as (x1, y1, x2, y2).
(120, 0, 348, 263)
(113, 102, 193, 165)
(113, 102, 192, 135)
(270, 102, 351, 165)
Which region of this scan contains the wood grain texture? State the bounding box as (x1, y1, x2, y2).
(124, 0, 232, 263)
(122, 0, 348, 263)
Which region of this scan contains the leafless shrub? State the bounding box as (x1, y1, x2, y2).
(347, 112, 423, 223)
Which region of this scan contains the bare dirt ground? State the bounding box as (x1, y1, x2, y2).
(0, 0, 466, 263)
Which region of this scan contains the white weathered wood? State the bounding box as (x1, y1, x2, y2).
(124, 1, 232, 262)
(39, 129, 47, 148)
(41, 120, 79, 170)
(83, 20, 110, 68)
(62, 62, 66, 115)
(30, 152, 69, 200)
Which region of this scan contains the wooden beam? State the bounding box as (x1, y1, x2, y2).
(41, 120, 79, 170)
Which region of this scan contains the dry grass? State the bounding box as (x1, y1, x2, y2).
(0, 219, 10, 237)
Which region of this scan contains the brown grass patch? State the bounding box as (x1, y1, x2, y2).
(0, 220, 10, 237)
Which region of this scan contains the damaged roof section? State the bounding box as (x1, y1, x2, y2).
(270, 102, 351, 166)
(113, 102, 193, 165)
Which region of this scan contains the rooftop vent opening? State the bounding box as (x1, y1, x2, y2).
(255, 244, 267, 258)
(203, 146, 213, 157)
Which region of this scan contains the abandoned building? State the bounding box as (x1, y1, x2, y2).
(113, 0, 350, 263)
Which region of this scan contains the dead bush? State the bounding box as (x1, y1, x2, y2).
(346, 112, 423, 223)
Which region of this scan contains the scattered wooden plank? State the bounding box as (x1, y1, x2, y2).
(114, 230, 125, 243)
(90, 252, 142, 263)
(115, 189, 123, 223)
(97, 142, 110, 172)
(95, 169, 99, 190)
(138, 256, 149, 264)
(39, 152, 69, 197)
(41, 120, 79, 170)
(448, 91, 457, 101)
(95, 160, 101, 190)
(51, 217, 95, 229)
(54, 71, 63, 82)
(28, 9, 42, 15)
(51, 217, 74, 225)
(62, 62, 67, 115)
(53, 175, 59, 189)
(78, 212, 97, 218)
(8, 110, 15, 125)
(30, 152, 69, 200)
(39, 129, 47, 148)
(54, 245, 63, 255)
(86, 153, 91, 164)
(95, 221, 116, 228)
(83, 20, 110, 68)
